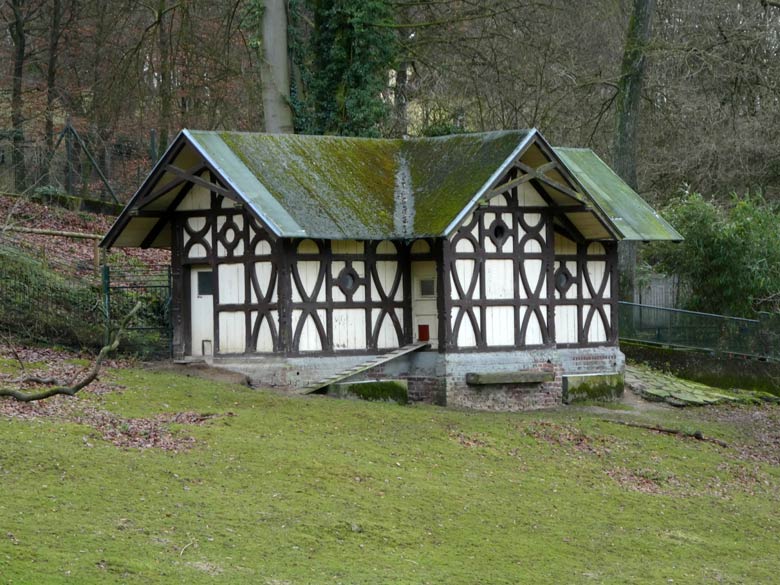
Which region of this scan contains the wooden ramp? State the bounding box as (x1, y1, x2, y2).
(295, 342, 430, 395)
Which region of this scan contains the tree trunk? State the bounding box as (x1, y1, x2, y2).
(260, 0, 294, 133)
(157, 0, 173, 156)
(394, 62, 409, 137)
(9, 0, 28, 193)
(45, 0, 63, 182)
(614, 0, 655, 301)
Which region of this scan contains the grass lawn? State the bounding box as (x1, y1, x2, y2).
(1, 365, 779, 584)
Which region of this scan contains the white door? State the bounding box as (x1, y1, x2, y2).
(190, 266, 214, 356)
(411, 261, 438, 348)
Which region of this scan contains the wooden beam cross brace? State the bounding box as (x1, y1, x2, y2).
(514, 161, 586, 202)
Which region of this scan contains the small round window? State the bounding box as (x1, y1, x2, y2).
(336, 266, 359, 295)
(488, 218, 510, 248)
(554, 265, 574, 295)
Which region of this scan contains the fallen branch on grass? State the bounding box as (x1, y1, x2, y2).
(602, 419, 729, 448)
(0, 302, 141, 402)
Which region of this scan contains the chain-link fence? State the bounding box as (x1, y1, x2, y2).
(619, 301, 779, 361)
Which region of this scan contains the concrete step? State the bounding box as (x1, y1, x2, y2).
(295, 342, 430, 395)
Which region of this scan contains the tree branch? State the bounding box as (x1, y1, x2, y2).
(0, 302, 142, 402)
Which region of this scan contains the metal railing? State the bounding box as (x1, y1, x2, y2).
(619, 301, 779, 361)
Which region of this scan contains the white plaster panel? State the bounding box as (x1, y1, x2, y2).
(372, 310, 401, 349)
(251, 311, 276, 353)
(521, 259, 545, 299)
(252, 262, 275, 303)
(521, 306, 546, 346)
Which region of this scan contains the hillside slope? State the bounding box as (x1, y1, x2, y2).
(1, 362, 778, 584)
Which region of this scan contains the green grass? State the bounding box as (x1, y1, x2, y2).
(1, 368, 779, 583)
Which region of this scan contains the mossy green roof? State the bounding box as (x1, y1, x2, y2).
(186, 129, 531, 239)
(124, 130, 679, 243)
(554, 148, 683, 241)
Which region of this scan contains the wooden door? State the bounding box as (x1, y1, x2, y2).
(190, 266, 214, 356)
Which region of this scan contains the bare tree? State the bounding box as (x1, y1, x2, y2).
(0, 302, 141, 402)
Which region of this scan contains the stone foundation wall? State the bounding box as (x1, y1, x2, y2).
(213, 345, 624, 411)
(444, 347, 623, 412)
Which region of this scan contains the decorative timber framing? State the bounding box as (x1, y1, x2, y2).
(107, 129, 653, 362)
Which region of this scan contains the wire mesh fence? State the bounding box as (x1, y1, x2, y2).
(619, 302, 780, 361)
(103, 265, 172, 359)
(0, 125, 153, 204)
(0, 230, 172, 357)
(0, 238, 104, 348)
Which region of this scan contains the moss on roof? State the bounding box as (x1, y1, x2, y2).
(218, 132, 400, 239)
(404, 131, 531, 235)
(555, 147, 683, 241)
(186, 130, 529, 240)
(176, 130, 676, 242)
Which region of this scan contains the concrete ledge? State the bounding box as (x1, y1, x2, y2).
(562, 372, 624, 404)
(465, 370, 554, 385)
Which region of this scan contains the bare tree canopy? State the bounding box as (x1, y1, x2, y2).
(0, 0, 778, 202)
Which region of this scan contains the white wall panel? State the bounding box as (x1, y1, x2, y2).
(521, 307, 546, 345)
(372, 309, 401, 349)
(521, 259, 544, 299)
(177, 186, 211, 210)
(555, 305, 578, 344)
(489, 193, 509, 207)
(375, 261, 400, 300)
(218, 264, 244, 304)
(453, 307, 478, 347)
(484, 260, 514, 299)
(255, 240, 272, 255)
(251, 311, 276, 352)
(485, 306, 514, 346)
(586, 305, 607, 343)
(453, 259, 477, 299)
(292, 310, 325, 351)
(251, 262, 275, 303)
(332, 309, 367, 350)
(293, 260, 321, 302)
(586, 260, 607, 298)
(218, 312, 245, 353)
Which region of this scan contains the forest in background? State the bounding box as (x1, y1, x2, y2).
(1, 0, 779, 205)
(2, 0, 780, 317)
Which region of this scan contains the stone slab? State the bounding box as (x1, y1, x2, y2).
(562, 372, 624, 404)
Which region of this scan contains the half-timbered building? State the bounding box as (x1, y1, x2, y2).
(102, 129, 681, 410)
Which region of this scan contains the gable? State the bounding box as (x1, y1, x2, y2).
(554, 148, 683, 242)
(102, 128, 676, 249)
